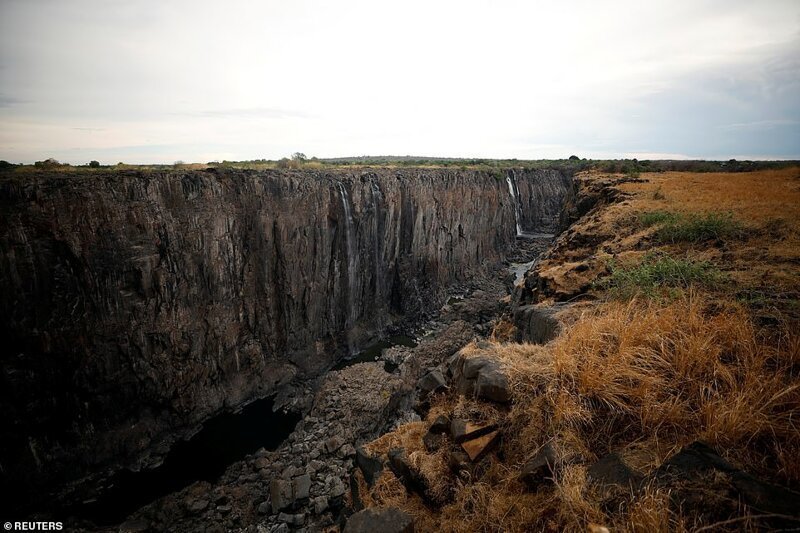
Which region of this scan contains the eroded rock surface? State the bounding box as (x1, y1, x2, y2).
(0, 167, 573, 507)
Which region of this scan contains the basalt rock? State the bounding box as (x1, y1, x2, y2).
(422, 432, 446, 453)
(416, 370, 448, 399)
(355, 446, 384, 487)
(461, 430, 501, 462)
(512, 304, 562, 344)
(269, 479, 294, 513)
(429, 415, 451, 435)
(520, 441, 558, 489)
(587, 452, 643, 491)
(0, 167, 573, 508)
(344, 507, 414, 533)
(450, 419, 498, 444)
(650, 441, 800, 521)
(449, 352, 512, 404)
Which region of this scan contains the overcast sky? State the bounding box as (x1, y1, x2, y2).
(1, 0, 798, 164)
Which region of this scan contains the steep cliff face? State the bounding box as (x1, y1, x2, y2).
(0, 167, 572, 499)
(511, 169, 575, 234)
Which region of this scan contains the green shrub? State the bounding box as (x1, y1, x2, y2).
(600, 253, 724, 298)
(638, 210, 680, 227)
(657, 212, 742, 243)
(638, 211, 743, 243)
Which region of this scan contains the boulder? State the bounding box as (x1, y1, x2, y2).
(461, 430, 500, 462)
(587, 452, 642, 490)
(412, 398, 431, 418)
(447, 449, 470, 474)
(520, 441, 557, 489)
(450, 419, 497, 443)
(475, 367, 511, 403)
(254, 457, 271, 470)
(387, 448, 428, 498)
(185, 498, 209, 514)
(388, 448, 416, 487)
(344, 507, 414, 533)
(325, 476, 348, 499)
(313, 495, 329, 514)
(211, 492, 229, 505)
(654, 441, 735, 480)
(463, 355, 492, 379)
(269, 478, 294, 513)
(449, 352, 512, 404)
(292, 473, 311, 500)
(445, 353, 464, 380)
(416, 370, 448, 398)
(652, 441, 800, 518)
(277, 512, 305, 526)
(356, 446, 384, 486)
(429, 415, 451, 434)
(730, 471, 800, 516)
(340, 443, 357, 458)
(513, 304, 561, 344)
(324, 436, 344, 454)
(422, 431, 446, 453)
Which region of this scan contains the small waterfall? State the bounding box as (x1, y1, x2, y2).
(336, 182, 357, 326)
(505, 173, 523, 236)
(370, 180, 383, 304)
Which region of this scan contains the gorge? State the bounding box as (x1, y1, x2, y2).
(0, 167, 574, 526)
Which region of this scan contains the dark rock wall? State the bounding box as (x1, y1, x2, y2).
(510, 168, 575, 234)
(0, 167, 572, 498)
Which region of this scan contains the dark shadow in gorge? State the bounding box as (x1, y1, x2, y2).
(68, 396, 300, 527)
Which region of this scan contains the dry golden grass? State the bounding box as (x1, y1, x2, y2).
(532, 167, 800, 315)
(622, 168, 800, 228)
(620, 168, 800, 305)
(363, 295, 800, 532)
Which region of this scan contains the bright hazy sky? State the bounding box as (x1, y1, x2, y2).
(1, 0, 799, 164)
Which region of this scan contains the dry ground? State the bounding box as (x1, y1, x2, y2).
(358, 168, 800, 532)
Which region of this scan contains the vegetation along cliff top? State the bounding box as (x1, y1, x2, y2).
(1, 156, 799, 177)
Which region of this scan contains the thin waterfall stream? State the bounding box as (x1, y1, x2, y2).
(505, 174, 524, 236)
(336, 182, 357, 330)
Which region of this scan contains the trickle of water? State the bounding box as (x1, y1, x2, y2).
(509, 260, 536, 286)
(336, 182, 357, 326)
(505, 173, 523, 236)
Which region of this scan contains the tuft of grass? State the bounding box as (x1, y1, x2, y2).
(638, 210, 744, 244)
(638, 210, 679, 227)
(601, 253, 724, 298)
(657, 212, 743, 243)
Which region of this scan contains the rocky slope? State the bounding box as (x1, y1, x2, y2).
(351, 168, 800, 533)
(0, 167, 573, 511)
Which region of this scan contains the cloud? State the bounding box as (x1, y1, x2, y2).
(720, 119, 800, 130)
(0, 95, 27, 108)
(1, 0, 799, 163)
(173, 107, 312, 120)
